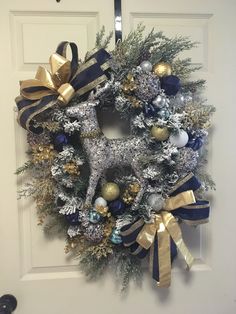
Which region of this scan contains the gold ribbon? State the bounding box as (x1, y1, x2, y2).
(20, 53, 75, 104)
(136, 190, 195, 287)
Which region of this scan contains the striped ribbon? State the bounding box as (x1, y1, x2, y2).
(16, 41, 110, 133)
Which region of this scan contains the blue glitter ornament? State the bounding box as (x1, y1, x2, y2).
(186, 135, 204, 151)
(161, 75, 181, 96)
(109, 199, 126, 217)
(89, 210, 102, 224)
(54, 133, 68, 151)
(143, 104, 158, 117)
(110, 228, 123, 244)
(66, 211, 81, 225)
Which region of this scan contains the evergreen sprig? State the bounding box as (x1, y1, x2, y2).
(15, 161, 33, 175)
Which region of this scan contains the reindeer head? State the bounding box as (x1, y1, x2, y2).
(66, 100, 99, 120)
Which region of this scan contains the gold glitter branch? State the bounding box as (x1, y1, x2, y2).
(182, 103, 215, 129)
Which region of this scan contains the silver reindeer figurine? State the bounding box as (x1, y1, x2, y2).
(66, 100, 148, 210)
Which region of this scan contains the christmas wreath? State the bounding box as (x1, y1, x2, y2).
(16, 26, 215, 291)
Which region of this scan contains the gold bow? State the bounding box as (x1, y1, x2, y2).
(136, 190, 195, 287)
(20, 53, 75, 104)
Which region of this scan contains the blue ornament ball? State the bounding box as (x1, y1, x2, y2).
(110, 228, 123, 244)
(186, 134, 204, 151)
(109, 199, 126, 217)
(66, 211, 80, 225)
(161, 75, 181, 96)
(143, 104, 158, 117)
(89, 210, 102, 224)
(54, 133, 68, 151)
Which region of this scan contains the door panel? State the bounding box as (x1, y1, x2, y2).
(0, 1, 115, 313)
(121, 0, 236, 313)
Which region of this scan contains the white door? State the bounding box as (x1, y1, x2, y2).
(0, 0, 236, 313)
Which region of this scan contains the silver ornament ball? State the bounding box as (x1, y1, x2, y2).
(158, 108, 170, 120)
(184, 94, 193, 103)
(140, 60, 152, 72)
(152, 95, 167, 108)
(94, 197, 107, 207)
(89, 210, 102, 223)
(169, 130, 189, 148)
(147, 193, 165, 212)
(110, 228, 123, 244)
(176, 93, 185, 104)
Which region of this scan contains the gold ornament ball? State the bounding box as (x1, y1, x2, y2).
(153, 62, 172, 77)
(151, 126, 170, 141)
(101, 182, 120, 201)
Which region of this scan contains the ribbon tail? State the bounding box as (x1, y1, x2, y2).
(162, 212, 194, 270)
(157, 225, 171, 287)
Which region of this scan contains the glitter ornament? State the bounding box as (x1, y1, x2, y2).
(152, 94, 167, 108)
(175, 147, 198, 173)
(153, 62, 172, 77)
(147, 194, 165, 212)
(151, 126, 170, 141)
(110, 228, 123, 244)
(134, 72, 160, 102)
(109, 199, 126, 217)
(101, 182, 120, 201)
(27, 131, 51, 146)
(140, 60, 152, 72)
(169, 130, 189, 148)
(84, 224, 104, 243)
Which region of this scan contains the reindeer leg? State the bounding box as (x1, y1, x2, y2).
(131, 159, 147, 211)
(99, 170, 107, 187)
(84, 169, 102, 208)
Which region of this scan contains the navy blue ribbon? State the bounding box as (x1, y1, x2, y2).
(120, 173, 210, 285)
(16, 42, 111, 133)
